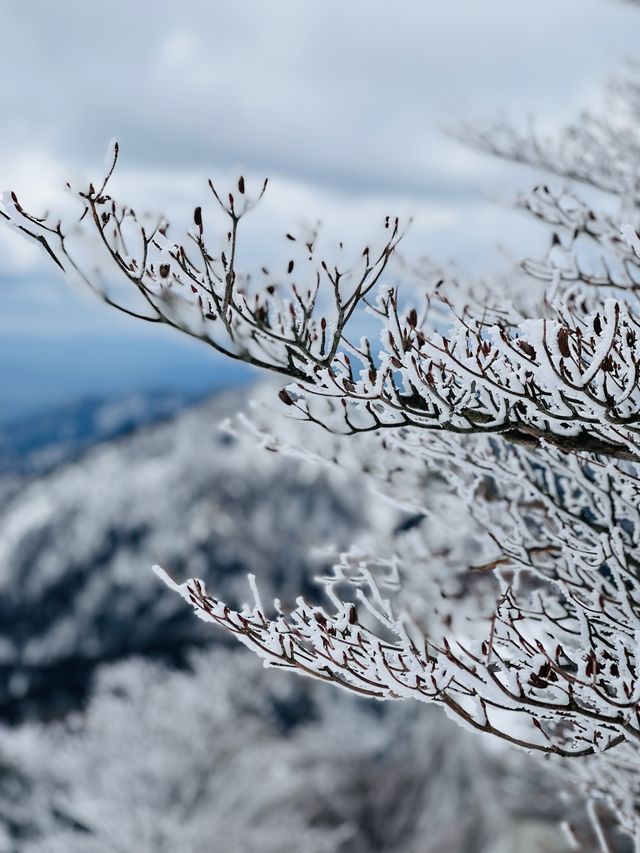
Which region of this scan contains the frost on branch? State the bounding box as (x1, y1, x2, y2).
(522, 187, 640, 308)
(460, 67, 640, 213)
(0, 154, 402, 382)
(154, 441, 636, 753)
(3, 149, 640, 464)
(7, 66, 640, 845)
(154, 414, 640, 841)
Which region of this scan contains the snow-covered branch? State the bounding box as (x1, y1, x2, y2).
(5, 41, 640, 847)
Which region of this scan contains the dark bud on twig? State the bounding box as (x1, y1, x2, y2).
(278, 388, 294, 406)
(518, 340, 537, 359)
(593, 314, 602, 335)
(601, 355, 614, 373)
(557, 328, 571, 358)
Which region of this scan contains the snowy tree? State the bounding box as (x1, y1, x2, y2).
(4, 42, 640, 853)
(0, 646, 577, 853)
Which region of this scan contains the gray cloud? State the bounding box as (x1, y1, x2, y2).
(0, 0, 636, 189)
(0, 0, 636, 414)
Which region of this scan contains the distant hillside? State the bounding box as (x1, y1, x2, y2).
(0, 386, 370, 721)
(0, 389, 210, 477)
(0, 389, 592, 853)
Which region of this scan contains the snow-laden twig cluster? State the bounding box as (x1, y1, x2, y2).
(5, 55, 640, 848)
(459, 66, 640, 213)
(3, 154, 640, 464)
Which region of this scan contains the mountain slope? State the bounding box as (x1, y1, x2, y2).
(0, 385, 369, 720)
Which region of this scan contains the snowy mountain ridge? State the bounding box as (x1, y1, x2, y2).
(0, 384, 371, 720)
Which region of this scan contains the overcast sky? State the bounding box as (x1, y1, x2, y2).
(1, 0, 638, 419)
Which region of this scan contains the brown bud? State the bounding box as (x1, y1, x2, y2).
(517, 340, 537, 360)
(278, 388, 294, 406)
(557, 328, 570, 358)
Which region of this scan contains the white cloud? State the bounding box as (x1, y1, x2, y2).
(0, 0, 636, 412)
(0, 0, 635, 188)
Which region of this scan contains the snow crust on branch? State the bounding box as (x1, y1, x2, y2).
(6, 56, 640, 846)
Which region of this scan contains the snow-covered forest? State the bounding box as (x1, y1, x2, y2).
(0, 390, 612, 851)
(2, 1, 640, 850)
